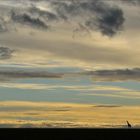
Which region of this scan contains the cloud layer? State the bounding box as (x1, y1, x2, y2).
(0, 0, 125, 37)
(11, 10, 49, 30)
(0, 0, 140, 70)
(82, 68, 140, 81)
(0, 69, 63, 79)
(0, 46, 14, 59)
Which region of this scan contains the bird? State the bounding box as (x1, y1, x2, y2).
(126, 120, 132, 128)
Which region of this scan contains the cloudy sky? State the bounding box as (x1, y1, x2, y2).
(0, 1, 140, 128)
(0, 0, 140, 71)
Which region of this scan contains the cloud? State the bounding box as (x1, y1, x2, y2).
(94, 105, 121, 108)
(94, 7, 124, 36)
(11, 10, 49, 29)
(0, 67, 63, 79)
(50, 0, 125, 36)
(82, 68, 140, 81)
(120, 0, 140, 5)
(0, 0, 139, 69)
(0, 82, 129, 91)
(82, 92, 140, 99)
(78, 0, 125, 36)
(0, 46, 14, 59)
(0, 16, 9, 32)
(29, 6, 58, 21)
(0, 101, 140, 128)
(0, 0, 125, 37)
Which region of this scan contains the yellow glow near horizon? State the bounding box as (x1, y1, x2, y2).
(0, 101, 139, 127)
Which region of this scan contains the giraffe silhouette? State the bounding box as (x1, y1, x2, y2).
(126, 121, 131, 128)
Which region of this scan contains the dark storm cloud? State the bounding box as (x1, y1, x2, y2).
(11, 10, 49, 29)
(0, 46, 14, 59)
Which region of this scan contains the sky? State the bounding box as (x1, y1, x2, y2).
(0, 1, 140, 127)
(0, 0, 140, 71)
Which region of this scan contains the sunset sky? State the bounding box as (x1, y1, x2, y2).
(0, 0, 139, 71)
(0, 0, 140, 128)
